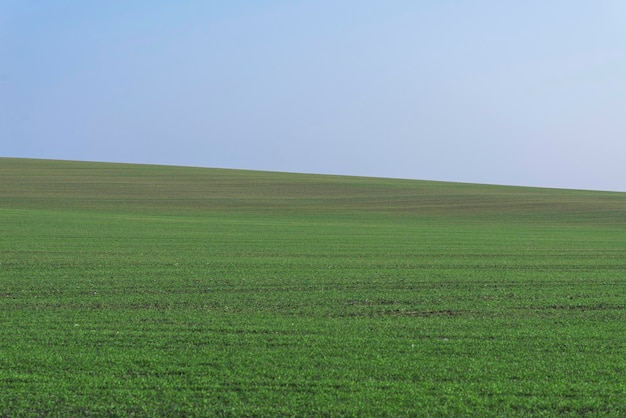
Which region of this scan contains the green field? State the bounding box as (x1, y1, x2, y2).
(1, 157, 625, 416)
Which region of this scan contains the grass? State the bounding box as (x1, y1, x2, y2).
(1, 157, 626, 416)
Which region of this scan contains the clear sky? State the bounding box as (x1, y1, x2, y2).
(2, 1, 626, 191)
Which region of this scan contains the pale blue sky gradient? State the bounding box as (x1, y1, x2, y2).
(2, 1, 626, 191)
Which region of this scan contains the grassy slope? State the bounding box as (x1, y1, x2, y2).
(1, 157, 625, 416)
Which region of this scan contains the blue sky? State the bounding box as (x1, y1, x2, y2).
(2, 1, 626, 191)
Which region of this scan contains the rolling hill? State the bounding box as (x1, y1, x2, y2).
(1, 157, 625, 416)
